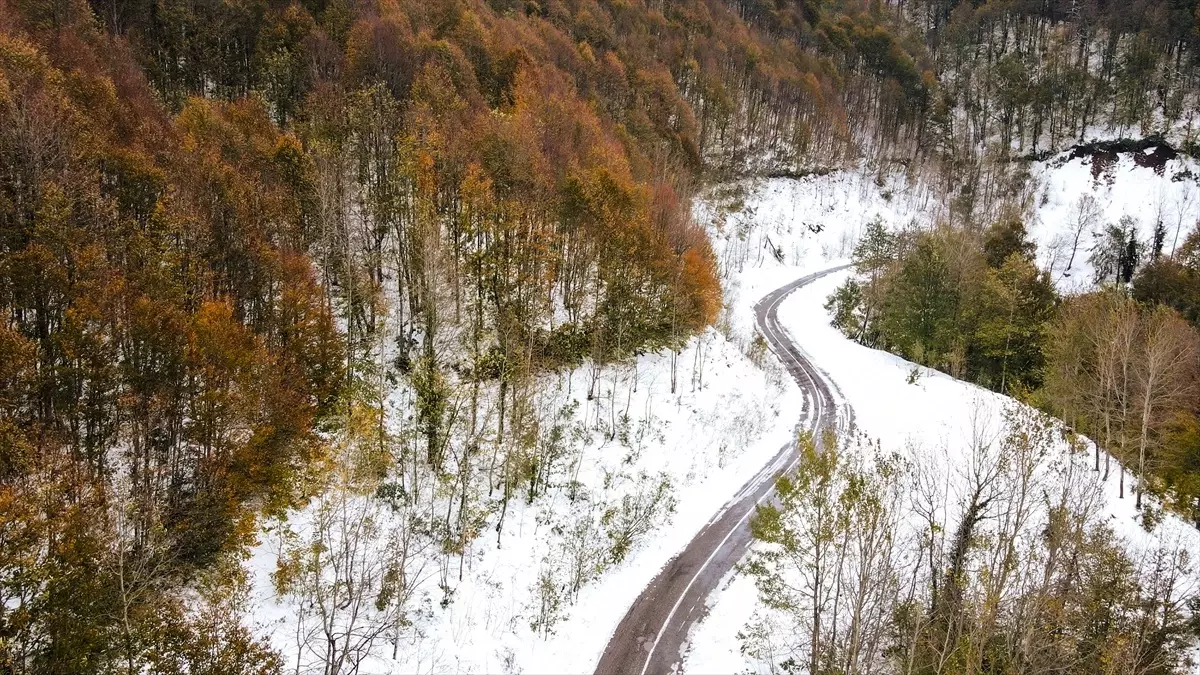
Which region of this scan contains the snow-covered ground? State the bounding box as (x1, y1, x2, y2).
(702, 171, 933, 277)
(684, 266, 1200, 673)
(707, 145, 1200, 294)
(684, 161, 1200, 673)
(240, 148, 1200, 674)
(1030, 149, 1200, 292)
(244, 310, 805, 673)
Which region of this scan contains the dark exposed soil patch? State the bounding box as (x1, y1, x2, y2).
(762, 166, 837, 180)
(1065, 137, 1179, 180)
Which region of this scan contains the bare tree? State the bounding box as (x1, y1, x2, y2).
(930, 402, 1004, 672)
(837, 443, 907, 674)
(1170, 188, 1195, 256)
(275, 473, 397, 675)
(1064, 193, 1101, 276)
(109, 471, 171, 673)
(1134, 307, 1198, 509)
(1013, 432, 1107, 669)
(1091, 293, 1139, 487)
(903, 443, 950, 675)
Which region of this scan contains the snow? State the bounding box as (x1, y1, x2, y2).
(240, 167, 895, 675)
(702, 144, 1200, 296)
(240, 150, 1200, 673)
(244, 321, 805, 673)
(1029, 150, 1200, 293)
(698, 171, 934, 277)
(686, 266, 1200, 673)
(683, 165, 1200, 674)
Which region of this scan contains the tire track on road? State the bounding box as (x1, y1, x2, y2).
(593, 265, 853, 675)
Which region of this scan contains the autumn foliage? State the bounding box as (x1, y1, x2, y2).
(0, 7, 341, 669)
(0, 0, 939, 668)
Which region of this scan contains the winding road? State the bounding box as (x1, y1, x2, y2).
(593, 265, 853, 675)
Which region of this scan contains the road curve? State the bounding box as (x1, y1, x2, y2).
(593, 265, 853, 675)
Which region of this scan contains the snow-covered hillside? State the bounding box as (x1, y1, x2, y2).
(239, 149, 1200, 674)
(1031, 148, 1200, 292)
(684, 267, 1200, 673)
(685, 163, 1200, 674)
(243, 305, 805, 673)
(704, 145, 1200, 294)
(699, 171, 933, 277)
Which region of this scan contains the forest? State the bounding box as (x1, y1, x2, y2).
(740, 421, 1197, 675)
(826, 192, 1200, 524)
(3, 0, 1200, 671)
(0, 0, 921, 669)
